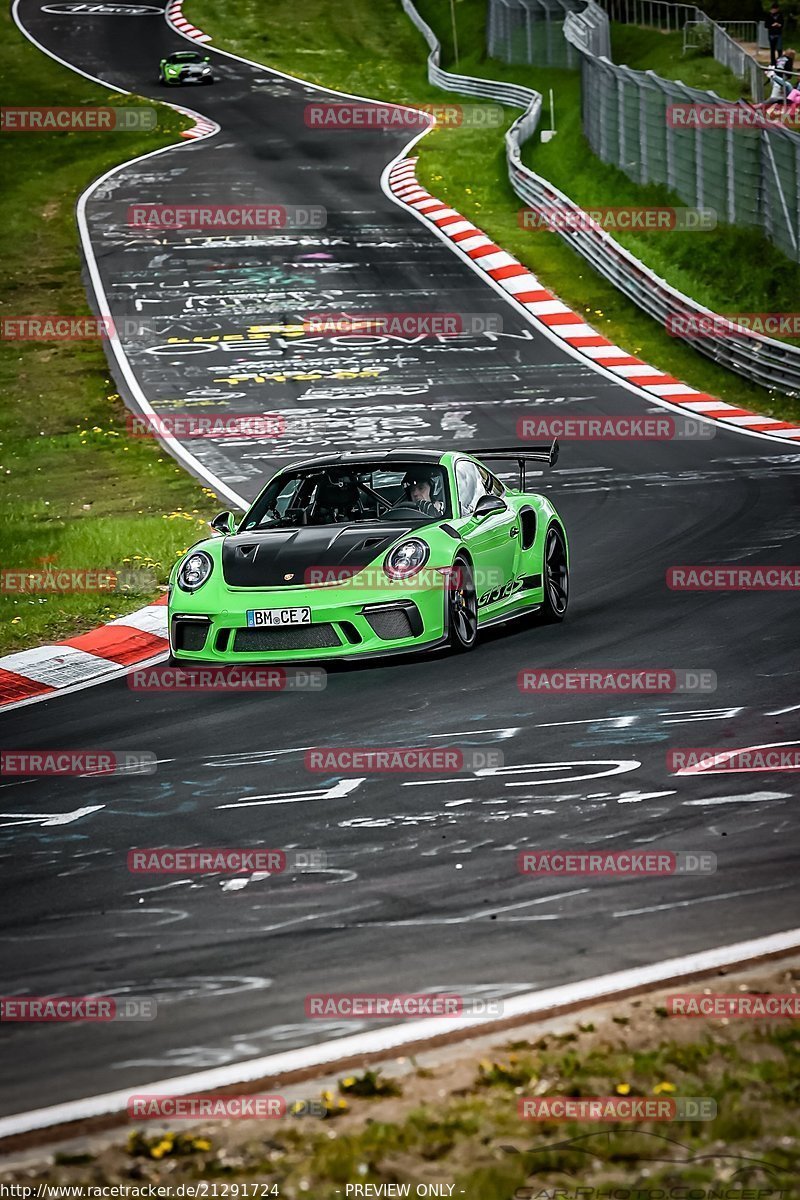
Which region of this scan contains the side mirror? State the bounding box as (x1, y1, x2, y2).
(210, 510, 236, 535)
(473, 494, 506, 520)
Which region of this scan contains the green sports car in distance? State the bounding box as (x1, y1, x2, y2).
(159, 50, 214, 86)
(168, 445, 569, 665)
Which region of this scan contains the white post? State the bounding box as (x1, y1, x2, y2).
(449, 0, 459, 65)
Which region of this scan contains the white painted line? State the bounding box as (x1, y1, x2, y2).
(1, 927, 797, 1140)
(683, 792, 790, 806)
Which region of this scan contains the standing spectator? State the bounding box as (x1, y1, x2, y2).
(766, 2, 784, 65)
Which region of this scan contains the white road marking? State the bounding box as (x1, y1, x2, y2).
(614, 880, 794, 918)
(366, 888, 590, 925)
(0, 806, 104, 829)
(682, 791, 791, 806)
(2, 928, 798, 1138)
(217, 778, 364, 808)
(428, 727, 522, 739)
(674, 740, 800, 775)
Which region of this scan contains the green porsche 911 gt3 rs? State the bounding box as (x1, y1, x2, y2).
(167, 444, 569, 664)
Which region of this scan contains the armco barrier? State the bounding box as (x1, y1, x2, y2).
(402, 0, 800, 393)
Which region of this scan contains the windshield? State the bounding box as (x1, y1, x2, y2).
(241, 462, 451, 530)
(168, 52, 203, 63)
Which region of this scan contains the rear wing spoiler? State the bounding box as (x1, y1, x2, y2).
(472, 439, 559, 490)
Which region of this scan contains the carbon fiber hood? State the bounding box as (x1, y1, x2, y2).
(221, 524, 415, 588)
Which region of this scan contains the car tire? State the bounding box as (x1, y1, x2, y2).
(539, 523, 569, 623)
(447, 555, 478, 652)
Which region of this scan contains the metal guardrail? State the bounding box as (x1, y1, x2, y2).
(402, 0, 800, 393)
(562, 0, 610, 55)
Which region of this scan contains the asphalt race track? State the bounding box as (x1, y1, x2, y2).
(2, 0, 799, 1121)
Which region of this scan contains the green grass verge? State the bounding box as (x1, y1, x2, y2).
(0, 10, 216, 656)
(4, 989, 797, 1194)
(186, 0, 800, 423)
(611, 24, 750, 99)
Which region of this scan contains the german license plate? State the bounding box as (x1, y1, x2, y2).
(246, 607, 312, 627)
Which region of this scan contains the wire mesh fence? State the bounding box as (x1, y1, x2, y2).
(490, 0, 766, 96)
(487, 0, 583, 67)
(402, 0, 800, 391)
(572, 36, 800, 261)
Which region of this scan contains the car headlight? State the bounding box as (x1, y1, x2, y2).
(384, 538, 429, 580)
(202, 66, 211, 73)
(178, 550, 213, 592)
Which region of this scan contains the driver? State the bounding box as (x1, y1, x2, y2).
(392, 468, 444, 517)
